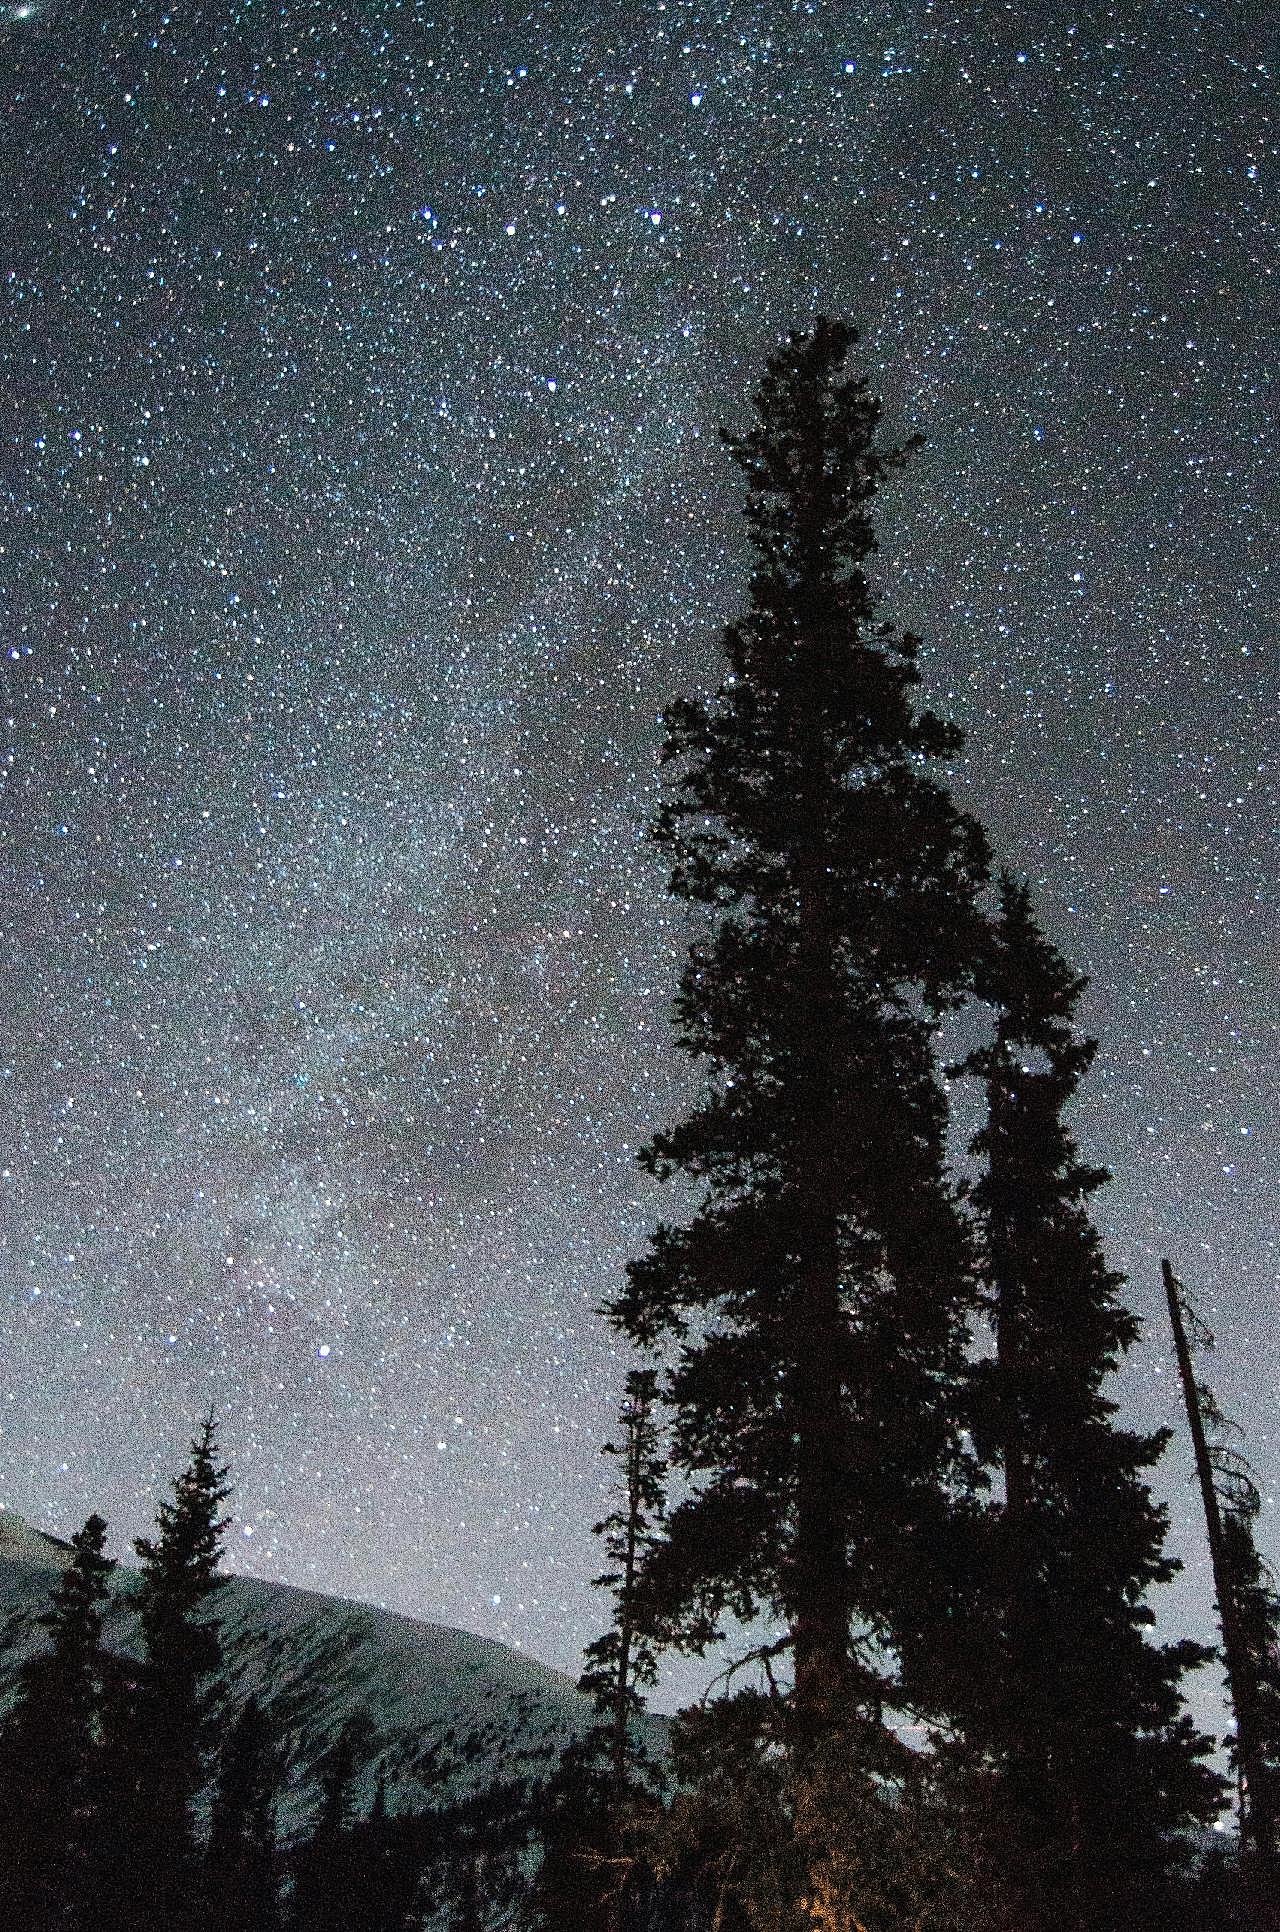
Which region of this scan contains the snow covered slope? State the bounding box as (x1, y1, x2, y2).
(0, 1509, 661, 1835)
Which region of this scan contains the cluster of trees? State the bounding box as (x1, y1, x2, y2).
(551, 320, 1280, 1932)
(2, 320, 1278, 1930)
(0, 1420, 548, 1932)
(0, 1420, 252, 1930)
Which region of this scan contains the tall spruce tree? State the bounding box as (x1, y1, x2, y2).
(962, 879, 1220, 1932)
(610, 318, 991, 1919)
(100, 1414, 232, 1931)
(0, 1511, 115, 1931)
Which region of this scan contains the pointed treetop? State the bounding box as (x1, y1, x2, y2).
(40, 1510, 115, 1644)
(724, 316, 923, 595)
(971, 871, 1097, 1091)
(135, 1409, 233, 1605)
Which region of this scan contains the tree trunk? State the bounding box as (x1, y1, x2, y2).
(789, 797, 851, 1757)
(1164, 1259, 1276, 1922)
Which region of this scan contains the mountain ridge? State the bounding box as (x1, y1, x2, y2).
(0, 1507, 660, 1837)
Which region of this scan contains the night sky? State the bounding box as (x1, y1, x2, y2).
(1, 0, 1276, 1722)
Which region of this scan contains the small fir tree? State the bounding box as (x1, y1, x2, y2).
(579, 1365, 665, 1803)
(962, 879, 1220, 1932)
(0, 1512, 115, 1930)
(533, 1371, 666, 1932)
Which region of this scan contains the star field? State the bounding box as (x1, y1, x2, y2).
(1, 0, 1277, 1718)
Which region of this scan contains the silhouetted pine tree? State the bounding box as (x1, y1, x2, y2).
(609, 316, 991, 1922)
(580, 1366, 665, 1804)
(962, 879, 1220, 1932)
(0, 1511, 115, 1931)
(205, 1696, 282, 1932)
(653, 1693, 801, 1932)
(97, 1414, 232, 1931)
(529, 1371, 665, 1931)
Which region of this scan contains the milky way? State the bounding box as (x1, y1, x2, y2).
(1, 0, 1276, 1719)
